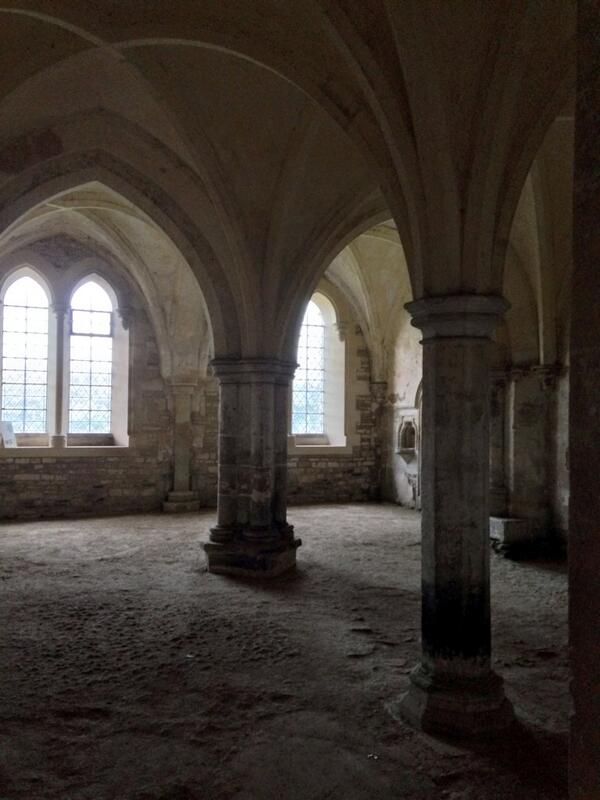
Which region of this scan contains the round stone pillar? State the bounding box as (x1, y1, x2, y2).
(391, 295, 513, 737)
(489, 370, 508, 516)
(203, 357, 301, 577)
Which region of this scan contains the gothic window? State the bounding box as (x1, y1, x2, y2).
(0, 266, 129, 449)
(1, 275, 49, 433)
(292, 292, 346, 446)
(68, 281, 113, 434)
(292, 300, 325, 434)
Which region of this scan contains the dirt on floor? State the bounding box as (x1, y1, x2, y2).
(0, 504, 568, 800)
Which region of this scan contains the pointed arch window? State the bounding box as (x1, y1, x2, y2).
(292, 292, 346, 446)
(292, 300, 325, 434)
(0, 267, 129, 450)
(68, 281, 113, 434)
(1, 276, 49, 433)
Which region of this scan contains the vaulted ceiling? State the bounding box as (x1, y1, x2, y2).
(0, 2, 575, 358)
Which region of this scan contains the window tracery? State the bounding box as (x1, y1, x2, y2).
(292, 300, 325, 435)
(0, 269, 128, 447)
(291, 292, 346, 446)
(69, 281, 113, 434)
(1, 276, 49, 433)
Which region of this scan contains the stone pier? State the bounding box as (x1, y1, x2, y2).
(392, 295, 513, 737)
(570, 6, 600, 792)
(163, 383, 201, 513)
(203, 357, 301, 577)
(50, 303, 67, 448)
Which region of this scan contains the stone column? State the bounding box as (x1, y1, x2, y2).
(203, 357, 301, 577)
(393, 295, 513, 736)
(50, 303, 67, 448)
(500, 366, 557, 544)
(570, 4, 600, 792)
(489, 370, 508, 516)
(163, 383, 201, 512)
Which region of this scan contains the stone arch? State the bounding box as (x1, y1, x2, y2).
(0, 154, 236, 356)
(277, 202, 392, 361)
(68, 272, 118, 312)
(0, 221, 175, 382)
(0, 262, 54, 306)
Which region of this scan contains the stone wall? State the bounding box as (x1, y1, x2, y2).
(190, 380, 219, 506)
(0, 451, 170, 519)
(550, 370, 570, 542)
(379, 310, 422, 507)
(287, 324, 384, 504)
(380, 399, 421, 508)
(0, 309, 173, 520)
(0, 314, 386, 519)
(489, 364, 570, 545)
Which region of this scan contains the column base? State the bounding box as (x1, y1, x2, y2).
(388, 662, 514, 738)
(489, 516, 541, 556)
(203, 526, 301, 578)
(50, 434, 67, 448)
(163, 491, 201, 513)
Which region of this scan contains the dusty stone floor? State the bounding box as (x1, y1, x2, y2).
(0, 504, 568, 800)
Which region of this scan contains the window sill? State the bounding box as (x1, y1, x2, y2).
(292, 434, 330, 446)
(288, 435, 351, 456)
(0, 446, 130, 458)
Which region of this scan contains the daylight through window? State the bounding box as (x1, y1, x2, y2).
(69, 281, 113, 433)
(292, 300, 325, 434)
(1, 276, 49, 433)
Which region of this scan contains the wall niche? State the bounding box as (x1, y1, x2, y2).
(397, 418, 417, 463)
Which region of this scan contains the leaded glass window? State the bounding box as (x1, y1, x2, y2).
(292, 300, 325, 434)
(69, 281, 113, 433)
(1, 276, 49, 432)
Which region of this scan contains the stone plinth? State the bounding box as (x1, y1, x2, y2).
(164, 383, 199, 513)
(204, 526, 301, 577)
(163, 490, 201, 513)
(389, 663, 513, 738)
(203, 357, 301, 577)
(489, 516, 538, 554)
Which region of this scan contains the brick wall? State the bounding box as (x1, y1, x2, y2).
(0, 451, 170, 519)
(0, 310, 172, 520)
(0, 319, 385, 520)
(190, 383, 219, 506)
(287, 325, 384, 504)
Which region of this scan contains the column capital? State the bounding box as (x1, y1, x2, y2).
(117, 305, 135, 330)
(51, 302, 68, 318)
(502, 363, 561, 388)
(405, 295, 509, 340)
(210, 356, 297, 384)
(335, 321, 349, 342)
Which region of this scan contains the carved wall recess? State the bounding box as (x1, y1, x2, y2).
(397, 417, 417, 463)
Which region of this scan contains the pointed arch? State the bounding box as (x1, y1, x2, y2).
(1, 270, 50, 433)
(67, 274, 117, 435)
(0, 148, 238, 355)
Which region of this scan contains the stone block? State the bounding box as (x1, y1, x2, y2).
(163, 490, 201, 513)
(204, 533, 301, 578)
(389, 664, 514, 738)
(489, 516, 539, 552)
